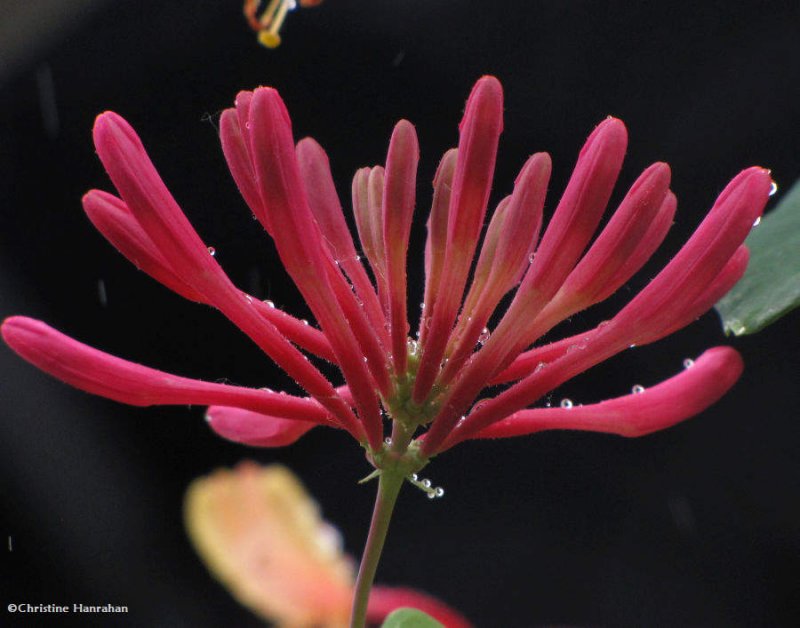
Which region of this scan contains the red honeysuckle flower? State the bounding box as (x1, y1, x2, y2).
(1, 76, 770, 467)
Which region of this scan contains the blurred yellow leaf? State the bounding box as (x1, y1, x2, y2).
(185, 462, 353, 627)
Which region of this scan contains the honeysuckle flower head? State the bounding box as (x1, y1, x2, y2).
(2, 77, 770, 481)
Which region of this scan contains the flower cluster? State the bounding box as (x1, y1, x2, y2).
(2, 77, 770, 471)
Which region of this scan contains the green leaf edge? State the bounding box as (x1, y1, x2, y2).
(715, 177, 800, 335)
(380, 607, 444, 628)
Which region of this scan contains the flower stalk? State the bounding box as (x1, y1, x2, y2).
(350, 470, 406, 628)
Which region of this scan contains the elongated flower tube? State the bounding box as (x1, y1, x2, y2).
(2, 76, 769, 473)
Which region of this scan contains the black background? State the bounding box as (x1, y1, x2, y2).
(1, 1, 799, 626)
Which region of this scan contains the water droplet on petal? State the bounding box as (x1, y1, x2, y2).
(528, 252, 535, 264)
(560, 398, 573, 409)
(354, 254, 361, 262)
(427, 491, 436, 499)
(407, 339, 419, 356)
(632, 384, 645, 394)
(419, 302, 426, 311)
(384, 437, 392, 446)
(478, 327, 491, 344)
(411, 473, 418, 481)
(302, 319, 309, 326)
(683, 358, 695, 369)
(769, 180, 778, 196)
(435, 487, 445, 498)
(422, 479, 431, 488)
(207, 246, 216, 256)
(286, 0, 298, 10)
(265, 299, 275, 308)
(752, 216, 761, 227)
(629, 343, 637, 349)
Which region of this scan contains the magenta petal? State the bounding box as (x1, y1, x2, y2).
(614, 167, 771, 343)
(205, 406, 320, 447)
(0, 317, 338, 426)
(420, 148, 458, 346)
(441, 153, 551, 384)
(82, 189, 205, 302)
(550, 162, 671, 313)
(367, 586, 472, 628)
(413, 76, 504, 403)
(219, 107, 269, 233)
(296, 138, 388, 346)
(469, 347, 743, 440)
(248, 87, 385, 447)
(382, 120, 420, 374)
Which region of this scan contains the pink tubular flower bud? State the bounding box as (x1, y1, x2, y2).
(206, 406, 320, 447)
(382, 120, 420, 375)
(469, 347, 743, 441)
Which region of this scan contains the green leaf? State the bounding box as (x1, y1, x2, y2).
(715, 178, 800, 335)
(381, 607, 444, 628)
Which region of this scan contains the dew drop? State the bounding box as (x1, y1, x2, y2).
(384, 437, 393, 446)
(631, 384, 645, 394)
(528, 252, 535, 264)
(354, 254, 361, 262)
(427, 491, 436, 500)
(420, 302, 426, 310)
(534, 362, 546, 374)
(422, 479, 431, 488)
(629, 343, 637, 349)
(302, 319, 309, 326)
(207, 246, 216, 256)
(769, 180, 778, 196)
(435, 487, 445, 498)
(363, 356, 368, 363)
(560, 398, 573, 409)
(245, 294, 253, 303)
(478, 327, 491, 344)
(407, 339, 419, 356)
(286, 0, 298, 10)
(411, 473, 418, 481)
(752, 216, 761, 227)
(683, 358, 695, 369)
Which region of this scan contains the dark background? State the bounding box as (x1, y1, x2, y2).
(1, 1, 799, 626)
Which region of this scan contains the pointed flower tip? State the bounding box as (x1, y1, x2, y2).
(296, 135, 324, 155)
(389, 119, 419, 155)
(234, 89, 254, 108)
(516, 151, 552, 184)
(716, 166, 772, 218)
(2, 315, 38, 344)
(589, 116, 628, 149)
(460, 76, 504, 133)
(93, 111, 136, 146)
(251, 86, 292, 129)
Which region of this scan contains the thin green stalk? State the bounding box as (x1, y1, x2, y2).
(350, 470, 405, 628)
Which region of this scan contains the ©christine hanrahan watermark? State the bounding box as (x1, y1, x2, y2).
(7, 603, 129, 615)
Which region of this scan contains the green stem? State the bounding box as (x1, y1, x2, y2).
(350, 470, 405, 628)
